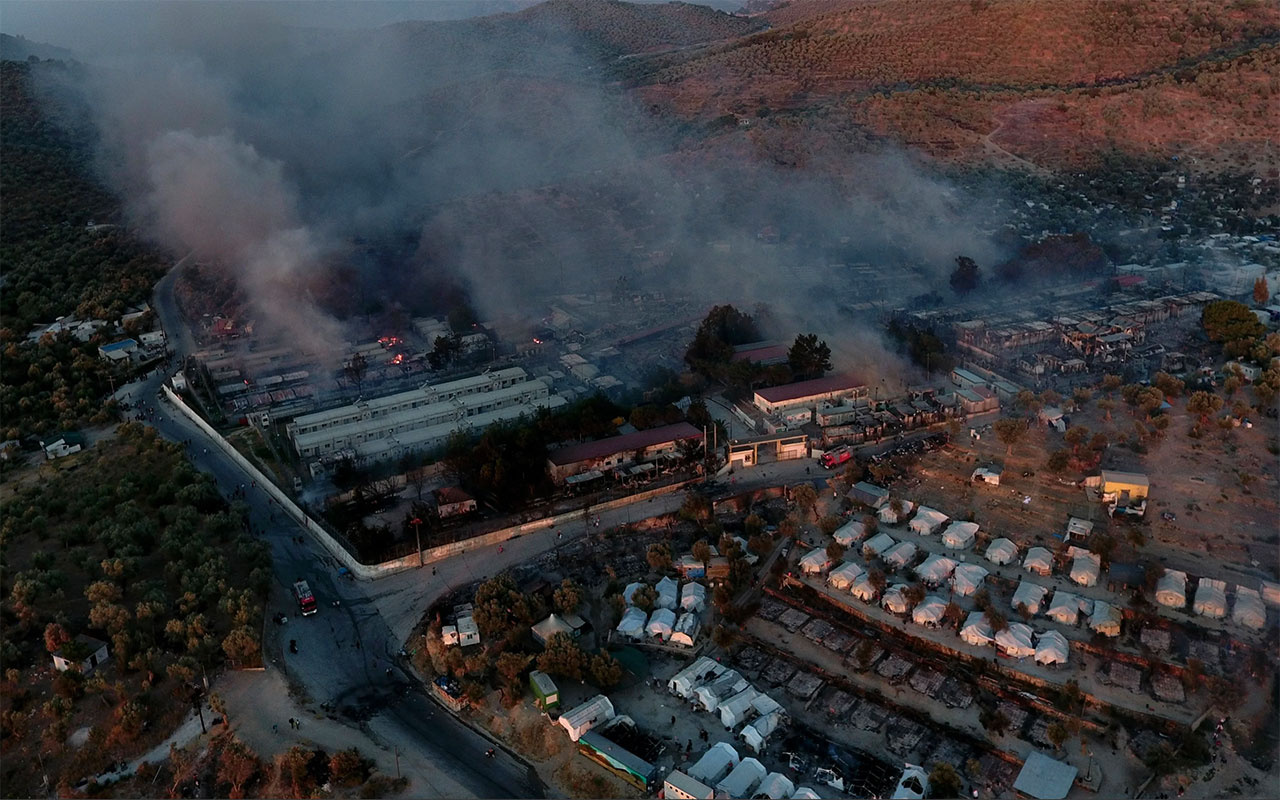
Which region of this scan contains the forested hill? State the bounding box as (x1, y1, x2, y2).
(0, 59, 168, 437)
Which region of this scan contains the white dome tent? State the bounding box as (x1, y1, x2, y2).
(961, 611, 993, 646)
(1156, 570, 1188, 609)
(1011, 581, 1049, 616)
(1034, 630, 1070, 666)
(863, 532, 897, 559)
(916, 554, 956, 586)
(672, 612, 702, 648)
(716, 757, 768, 800)
(850, 572, 880, 602)
(656, 576, 680, 610)
(623, 582, 646, 605)
(798, 549, 832, 575)
(912, 595, 948, 626)
(985, 537, 1019, 566)
(950, 563, 989, 596)
(1067, 547, 1101, 587)
(833, 519, 868, 547)
(755, 772, 796, 800)
(884, 541, 918, 570)
(719, 688, 762, 729)
(994, 622, 1036, 658)
(909, 507, 948, 535)
(681, 582, 708, 613)
(646, 608, 676, 640)
(558, 695, 615, 741)
(1046, 591, 1091, 625)
(741, 711, 784, 753)
(1023, 547, 1054, 576)
(1232, 587, 1266, 630)
(669, 656, 723, 698)
(615, 606, 647, 639)
(1089, 600, 1122, 637)
(1193, 578, 1228, 619)
(941, 521, 979, 550)
(882, 584, 910, 614)
(695, 671, 749, 713)
(688, 742, 739, 786)
(828, 561, 866, 591)
(879, 500, 915, 525)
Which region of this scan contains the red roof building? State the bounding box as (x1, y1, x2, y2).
(753, 375, 867, 415)
(547, 422, 703, 484)
(433, 486, 477, 519)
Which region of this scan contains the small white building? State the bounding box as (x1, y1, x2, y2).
(456, 614, 480, 647)
(559, 695, 615, 742)
(51, 635, 109, 674)
(41, 432, 85, 460)
(664, 770, 714, 800)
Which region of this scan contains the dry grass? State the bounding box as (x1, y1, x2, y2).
(633, 0, 1278, 174)
(553, 760, 643, 800)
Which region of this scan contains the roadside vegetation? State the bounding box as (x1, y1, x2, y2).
(100, 734, 407, 799)
(0, 59, 167, 437)
(0, 424, 272, 795)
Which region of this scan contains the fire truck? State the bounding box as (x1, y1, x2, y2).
(820, 446, 852, 469)
(292, 580, 318, 616)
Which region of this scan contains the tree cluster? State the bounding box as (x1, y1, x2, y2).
(0, 424, 272, 792)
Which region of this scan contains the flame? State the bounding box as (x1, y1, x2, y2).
(533, 338, 543, 344)
(391, 354, 405, 365)
(378, 336, 403, 347)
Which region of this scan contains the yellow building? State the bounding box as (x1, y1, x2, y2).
(1100, 470, 1149, 501)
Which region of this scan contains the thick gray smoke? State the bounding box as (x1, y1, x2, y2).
(26, 0, 1009, 378)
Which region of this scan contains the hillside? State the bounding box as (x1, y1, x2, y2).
(626, 0, 1280, 172)
(0, 33, 75, 63)
(383, 0, 764, 72)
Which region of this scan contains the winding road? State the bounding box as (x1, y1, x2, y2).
(128, 265, 545, 798)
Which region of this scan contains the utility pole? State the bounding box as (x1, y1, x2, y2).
(411, 517, 424, 567)
(395, 746, 400, 778)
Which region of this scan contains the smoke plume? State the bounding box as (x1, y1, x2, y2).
(25, 0, 1009, 378)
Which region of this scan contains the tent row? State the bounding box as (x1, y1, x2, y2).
(615, 606, 701, 647)
(625, 577, 708, 613)
(960, 614, 1070, 664)
(824, 555, 988, 602)
(1158, 573, 1266, 629)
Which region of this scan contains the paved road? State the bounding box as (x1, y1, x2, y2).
(131, 265, 544, 799)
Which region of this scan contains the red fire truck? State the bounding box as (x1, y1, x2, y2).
(820, 446, 852, 469)
(293, 580, 318, 616)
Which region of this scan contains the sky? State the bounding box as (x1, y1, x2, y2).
(0, 0, 745, 57)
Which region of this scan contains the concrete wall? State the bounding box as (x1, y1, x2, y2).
(373, 478, 698, 573)
(162, 385, 396, 579)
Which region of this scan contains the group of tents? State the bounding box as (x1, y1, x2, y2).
(668, 657, 788, 754)
(682, 741, 820, 800)
(1154, 570, 1267, 630)
(616, 576, 707, 646)
(959, 613, 1072, 665)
